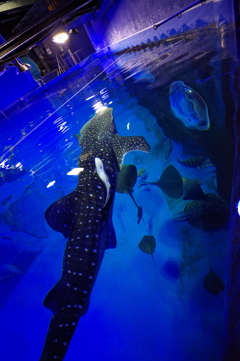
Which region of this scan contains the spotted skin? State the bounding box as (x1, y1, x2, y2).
(39, 108, 150, 361)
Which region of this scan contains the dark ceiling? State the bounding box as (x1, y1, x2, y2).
(0, 0, 62, 41)
(0, 0, 100, 63)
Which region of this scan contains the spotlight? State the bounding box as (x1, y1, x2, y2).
(52, 32, 69, 43)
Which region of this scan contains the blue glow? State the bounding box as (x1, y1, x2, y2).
(237, 201, 240, 216)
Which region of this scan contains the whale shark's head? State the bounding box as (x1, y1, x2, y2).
(78, 107, 149, 168)
(79, 107, 115, 153)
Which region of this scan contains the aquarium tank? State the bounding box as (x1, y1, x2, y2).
(0, 0, 239, 360)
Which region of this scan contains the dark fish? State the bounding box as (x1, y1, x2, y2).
(140, 167, 206, 201)
(117, 164, 144, 223)
(139, 165, 183, 199)
(174, 193, 230, 231)
(177, 155, 208, 168)
(203, 265, 224, 295)
(39, 107, 150, 361)
(117, 164, 137, 194)
(138, 235, 156, 266)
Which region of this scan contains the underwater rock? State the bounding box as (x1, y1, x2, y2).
(9, 186, 48, 238)
(0, 166, 27, 184)
(175, 193, 230, 231)
(0, 210, 14, 226)
(0, 264, 23, 282)
(164, 139, 173, 160)
(0, 173, 34, 214)
(169, 81, 210, 130)
(1, 195, 14, 206)
(0, 245, 41, 309)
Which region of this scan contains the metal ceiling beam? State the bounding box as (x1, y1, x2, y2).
(0, 16, 19, 22)
(0, 0, 42, 13)
(0, 0, 99, 63)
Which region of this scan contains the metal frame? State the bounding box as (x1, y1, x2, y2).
(0, 0, 99, 64)
(153, 0, 207, 30)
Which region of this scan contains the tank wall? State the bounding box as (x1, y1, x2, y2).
(82, 0, 235, 52)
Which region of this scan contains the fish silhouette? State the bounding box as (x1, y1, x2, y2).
(117, 164, 144, 224)
(203, 264, 224, 296)
(139, 165, 183, 199)
(139, 165, 206, 201)
(138, 235, 156, 266)
(39, 107, 150, 361)
(117, 164, 137, 194)
(174, 193, 230, 231)
(169, 81, 210, 130)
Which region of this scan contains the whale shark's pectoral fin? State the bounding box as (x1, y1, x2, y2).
(43, 279, 65, 315)
(44, 191, 80, 238)
(113, 134, 150, 166)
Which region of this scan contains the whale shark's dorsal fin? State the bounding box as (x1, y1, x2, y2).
(113, 134, 150, 167)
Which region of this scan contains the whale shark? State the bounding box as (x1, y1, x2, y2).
(39, 107, 150, 361)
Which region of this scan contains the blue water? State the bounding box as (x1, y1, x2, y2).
(0, 27, 236, 361)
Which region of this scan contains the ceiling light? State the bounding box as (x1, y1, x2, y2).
(52, 32, 69, 43)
